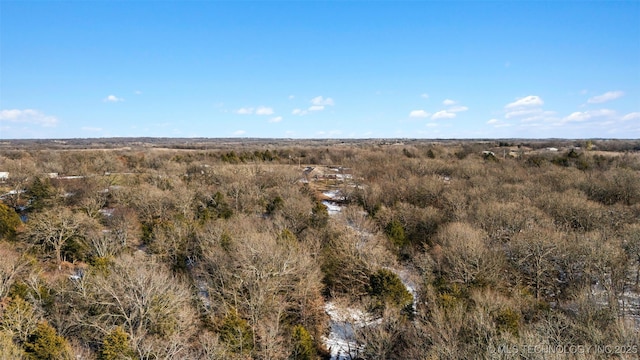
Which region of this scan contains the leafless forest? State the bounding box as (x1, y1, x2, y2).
(0, 138, 639, 359)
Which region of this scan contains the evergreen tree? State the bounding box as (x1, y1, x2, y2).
(310, 201, 328, 228)
(0, 202, 22, 241)
(27, 177, 53, 211)
(99, 326, 136, 360)
(218, 310, 253, 354)
(290, 325, 315, 360)
(368, 269, 413, 310)
(384, 220, 407, 248)
(23, 322, 72, 360)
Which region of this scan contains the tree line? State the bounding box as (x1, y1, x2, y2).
(0, 140, 639, 359)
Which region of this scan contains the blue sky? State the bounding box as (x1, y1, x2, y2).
(1, 1, 639, 139)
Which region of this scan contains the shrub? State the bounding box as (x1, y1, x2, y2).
(368, 269, 413, 311)
(218, 310, 253, 354)
(525, 155, 546, 167)
(290, 325, 315, 360)
(266, 195, 284, 215)
(99, 326, 136, 360)
(385, 220, 407, 248)
(23, 322, 72, 360)
(402, 148, 416, 158)
(432, 277, 468, 309)
(277, 228, 297, 246)
(0, 202, 22, 241)
(582, 168, 640, 206)
(198, 191, 233, 220)
(310, 201, 328, 228)
(493, 308, 520, 336)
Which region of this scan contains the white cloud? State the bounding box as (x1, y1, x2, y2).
(255, 106, 274, 115)
(409, 110, 430, 118)
(0, 109, 58, 127)
(562, 109, 616, 123)
(236, 108, 254, 115)
(622, 112, 640, 121)
(233, 130, 246, 136)
(289, 96, 335, 115)
(487, 119, 499, 124)
(420, 93, 429, 99)
(502, 95, 560, 126)
(505, 95, 543, 109)
(288, 95, 295, 100)
(269, 116, 283, 123)
(290, 96, 338, 116)
(449, 105, 468, 113)
(565, 112, 590, 122)
(588, 109, 615, 118)
(443, 99, 456, 106)
(310, 96, 334, 106)
(432, 110, 456, 120)
(134, 90, 142, 95)
(236, 106, 274, 115)
(103, 95, 124, 102)
(587, 91, 624, 104)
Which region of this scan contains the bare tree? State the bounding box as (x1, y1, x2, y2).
(508, 227, 561, 301)
(76, 254, 197, 355)
(197, 216, 325, 358)
(0, 296, 42, 344)
(0, 329, 25, 360)
(436, 222, 501, 287)
(0, 244, 27, 299)
(23, 208, 89, 270)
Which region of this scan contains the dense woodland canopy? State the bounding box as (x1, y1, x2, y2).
(0, 138, 639, 359)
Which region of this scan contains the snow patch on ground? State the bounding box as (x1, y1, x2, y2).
(393, 267, 419, 313)
(320, 190, 422, 358)
(323, 190, 345, 201)
(322, 200, 342, 215)
(591, 282, 640, 330)
(321, 190, 345, 215)
(621, 288, 640, 330)
(323, 302, 378, 360)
